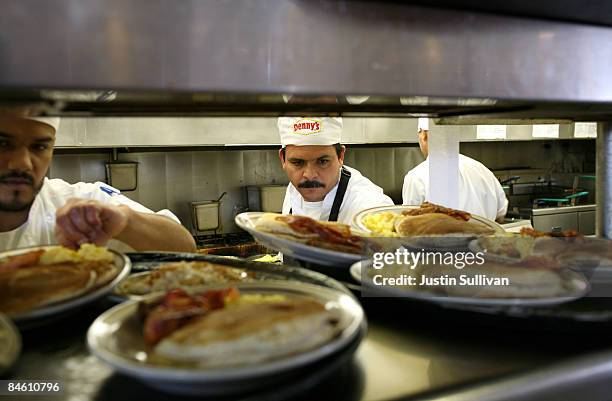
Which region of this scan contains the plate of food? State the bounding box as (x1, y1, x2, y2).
(0, 244, 131, 323)
(113, 261, 256, 301)
(350, 256, 590, 307)
(235, 212, 371, 267)
(353, 202, 504, 250)
(470, 228, 612, 273)
(0, 313, 20, 376)
(88, 282, 365, 395)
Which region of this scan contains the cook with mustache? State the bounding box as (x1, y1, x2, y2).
(278, 117, 393, 224)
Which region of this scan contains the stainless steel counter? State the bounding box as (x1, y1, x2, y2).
(518, 204, 597, 234)
(353, 298, 612, 401)
(531, 204, 596, 216)
(8, 296, 612, 401)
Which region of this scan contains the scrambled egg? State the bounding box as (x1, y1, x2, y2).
(225, 294, 288, 307)
(39, 244, 114, 265)
(252, 254, 281, 263)
(362, 212, 401, 237)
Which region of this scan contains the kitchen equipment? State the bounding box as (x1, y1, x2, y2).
(190, 192, 227, 234)
(246, 185, 286, 213)
(533, 191, 590, 208)
(105, 161, 138, 191)
(500, 175, 521, 186)
(197, 243, 272, 258)
(530, 204, 596, 234)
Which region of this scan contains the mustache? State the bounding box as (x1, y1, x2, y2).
(0, 171, 35, 186)
(298, 180, 325, 189)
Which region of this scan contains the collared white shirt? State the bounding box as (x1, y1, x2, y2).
(281, 165, 394, 224)
(402, 155, 508, 221)
(0, 178, 180, 252)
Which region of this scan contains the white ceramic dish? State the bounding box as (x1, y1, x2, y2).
(1, 246, 131, 323)
(350, 259, 590, 307)
(469, 237, 612, 282)
(0, 313, 21, 376)
(352, 205, 504, 250)
(235, 212, 366, 267)
(88, 281, 365, 395)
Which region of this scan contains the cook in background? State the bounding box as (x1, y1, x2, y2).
(0, 115, 196, 252)
(402, 118, 508, 222)
(278, 116, 393, 224)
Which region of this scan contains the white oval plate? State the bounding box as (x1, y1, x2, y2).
(352, 205, 504, 250)
(87, 281, 365, 395)
(235, 212, 366, 268)
(1, 246, 131, 323)
(111, 266, 255, 302)
(468, 238, 525, 264)
(0, 313, 21, 376)
(470, 237, 612, 278)
(350, 259, 590, 307)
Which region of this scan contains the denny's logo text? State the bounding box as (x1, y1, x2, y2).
(293, 119, 322, 135)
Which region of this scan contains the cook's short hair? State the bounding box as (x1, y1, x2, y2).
(280, 143, 343, 161)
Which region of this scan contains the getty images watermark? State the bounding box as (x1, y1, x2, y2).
(368, 248, 511, 287)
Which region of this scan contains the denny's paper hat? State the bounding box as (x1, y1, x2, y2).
(417, 117, 429, 131)
(278, 117, 342, 147)
(28, 117, 60, 133)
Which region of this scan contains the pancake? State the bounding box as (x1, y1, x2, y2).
(395, 213, 495, 236)
(0, 264, 96, 315)
(155, 298, 341, 366)
(422, 261, 565, 298)
(85, 261, 120, 288)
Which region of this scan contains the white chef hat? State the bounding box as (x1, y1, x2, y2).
(0, 107, 60, 134)
(27, 117, 61, 133)
(278, 117, 342, 147)
(417, 117, 429, 131)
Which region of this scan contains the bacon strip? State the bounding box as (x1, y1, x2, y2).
(0, 250, 45, 272)
(277, 215, 364, 252)
(402, 202, 471, 221)
(520, 227, 580, 238)
(141, 288, 239, 345)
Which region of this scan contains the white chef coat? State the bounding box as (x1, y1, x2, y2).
(281, 165, 394, 224)
(402, 154, 508, 221)
(0, 178, 180, 252)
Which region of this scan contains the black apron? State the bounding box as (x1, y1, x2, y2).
(289, 167, 352, 222)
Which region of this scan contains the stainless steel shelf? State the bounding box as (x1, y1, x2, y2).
(0, 0, 612, 118)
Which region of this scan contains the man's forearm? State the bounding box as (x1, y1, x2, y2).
(115, 207, 196, 252)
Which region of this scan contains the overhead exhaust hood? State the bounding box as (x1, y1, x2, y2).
(1, 1, 612, 121)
